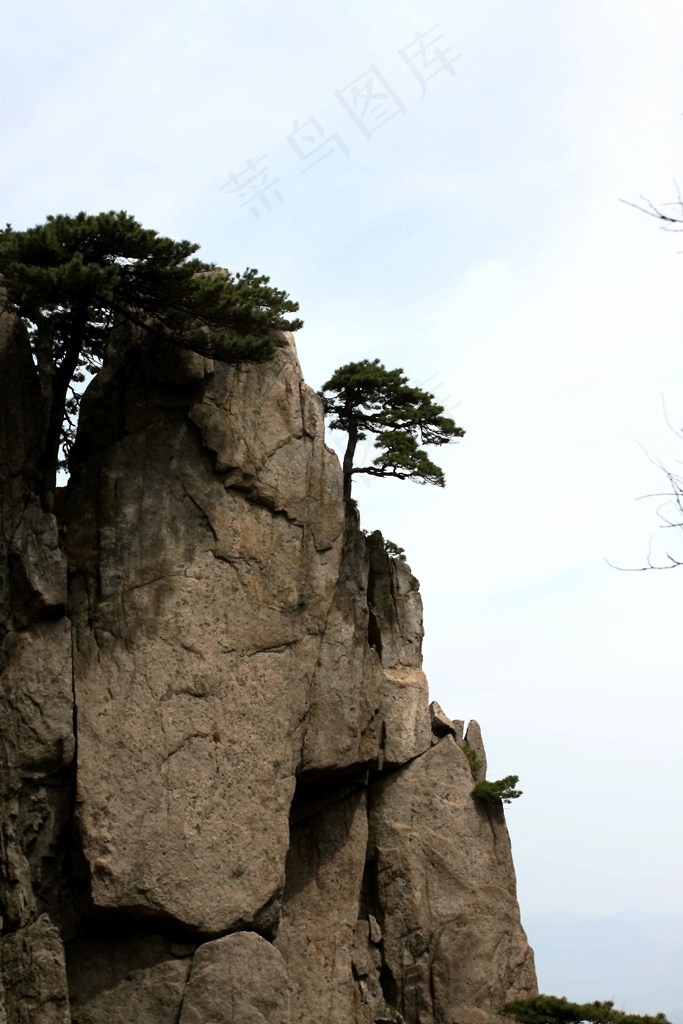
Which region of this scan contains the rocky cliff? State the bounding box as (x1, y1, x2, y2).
(0, 309, 536, 1024)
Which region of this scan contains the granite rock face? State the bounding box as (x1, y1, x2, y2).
(0, 916, 70, 1024)
(0, 309, 536, 1022)
(275, 785, 369, 1024)
(369, 737, 536, 1024)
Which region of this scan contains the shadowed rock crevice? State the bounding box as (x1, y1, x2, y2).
(275, 781, 369, 1023)
(65, 931, 194, 1024)
(355, 847, 402, 1022)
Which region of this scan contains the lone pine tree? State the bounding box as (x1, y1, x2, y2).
(0, 210, 302, 504)
(320, 358, 465, 501)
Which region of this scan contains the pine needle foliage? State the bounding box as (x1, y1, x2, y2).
(502, 994, 670, 1024)
(320, 358, 464, 501)
(0, 210, 302, 501)
(472, 775, 522, 805)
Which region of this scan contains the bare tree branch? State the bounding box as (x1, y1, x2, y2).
(609, 400, 683, 569)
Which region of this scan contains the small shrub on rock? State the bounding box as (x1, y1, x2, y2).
(472, 775, 522, 805)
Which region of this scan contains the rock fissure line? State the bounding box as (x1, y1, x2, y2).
(162, 731, 215, 763)
(179, 486, 219, 549)
(246, 640, 296, 655)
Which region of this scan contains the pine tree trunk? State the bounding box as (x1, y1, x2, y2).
(342, 424, 357, 503)
(37, 306, 87, 508)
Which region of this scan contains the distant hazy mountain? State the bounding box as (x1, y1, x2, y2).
(524, 910, 683, 1024)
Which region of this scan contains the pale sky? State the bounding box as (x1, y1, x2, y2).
(3, 2, 683, 1018)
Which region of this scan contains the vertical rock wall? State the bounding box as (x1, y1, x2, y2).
(0, 315, 536, 1023)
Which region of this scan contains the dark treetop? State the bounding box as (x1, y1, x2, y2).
(502, 994, 671, 1024)
(320, 358, 464, 501)
(0, 210, 302, 503)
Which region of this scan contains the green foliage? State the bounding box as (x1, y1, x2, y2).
(383, 539, 407, 562)
(471, 775, 522, 805)
(501, 994, 670, 1024)
(320, 358, 464, 500)
(463, 744, 482, 778)
(363, 529, 408, 563)
(0, 210, 302, 499)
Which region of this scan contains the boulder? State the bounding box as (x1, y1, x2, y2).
(180, 932, 290, 1024)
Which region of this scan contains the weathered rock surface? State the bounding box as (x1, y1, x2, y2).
(66, 934, 192, 1024)
(64, 336, 344, 934)
(0, 302, 41, 636)
(300, 528, 430, 775)
(0, 307, 76, 970)
(1, 622, 74, 775)
(464, 719, 488, 782)
(0, 916, 70, 1024)
(0, 306, 536, 1023)
(9, 504, 67, 624)
(180, 932, 290, 1024)
(275, 785, 369, 1023)
(369, 737, 537, 1024)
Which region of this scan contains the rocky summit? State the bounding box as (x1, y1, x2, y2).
(0, 305, 536, 1023)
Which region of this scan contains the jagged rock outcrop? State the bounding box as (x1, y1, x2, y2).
(369, 737, 536, 1023)
(0, 309, 536, 1022)
(0, 303, 76, 1024)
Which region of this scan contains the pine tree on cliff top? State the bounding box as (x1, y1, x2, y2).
(0, 210, 302, 504)
(320, 358, 465, 502)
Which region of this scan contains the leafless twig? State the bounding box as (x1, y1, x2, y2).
(609, 398, 683, 570)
